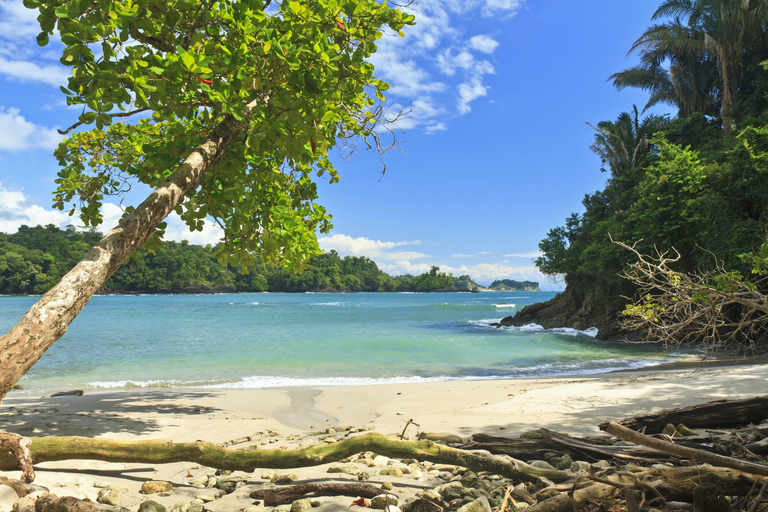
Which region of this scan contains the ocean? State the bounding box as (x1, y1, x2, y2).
(0, 291, 688, 393)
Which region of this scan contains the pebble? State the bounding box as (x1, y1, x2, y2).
(138, 500, 167, 512)
(371, 494, 399, 509)
(328, 463, 361, 476)
(358, 472, 371, 481)
(410, 470, 423, 480)
(382, 482, 393, 491)
(369, 456, 390, 467)
(380, 468, 403, 478)
(291, 499, 312, 512)
(275, 506, 292, 512)
(97, 487, 121, 507)
(272, 473, 298, 485)
(243, 504, 266, 512)
(141, 481, 174, 494)
(261, 472, 277, 480)
(93, 481, 111, 489)
(309, 498, 325, 507)
(170, 503, 190, 512)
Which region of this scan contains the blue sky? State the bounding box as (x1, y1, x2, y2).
(0, 0, 673, 289)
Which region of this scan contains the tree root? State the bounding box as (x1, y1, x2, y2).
(250, 482, 395, 505)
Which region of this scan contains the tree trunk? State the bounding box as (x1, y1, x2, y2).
(249, 482, 394, 505)
(0, 111, 254, 402)
(720, 47, 734, 133)
(0, 433, 573, 484)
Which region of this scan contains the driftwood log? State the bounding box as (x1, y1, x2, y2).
(35, 493, 102, 512)
(0, 433, 572, 484)
(598, 396, 768, 433)
(0, 433, 34, 483)
(605, 422, 768, 476)
(250, 483, 394, 505)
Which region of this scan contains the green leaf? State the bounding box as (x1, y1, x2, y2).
(36, 31, 49, 46)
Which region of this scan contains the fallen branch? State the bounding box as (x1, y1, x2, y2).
(250, 482, 394, 505)
(604, 421, 768, 476)
(35, 493, 102, 512)
(538, 428, 671, 461)
(0, 433, 572, 484)
(598, 396, 768, 433)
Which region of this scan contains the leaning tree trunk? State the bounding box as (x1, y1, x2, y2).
(0, 106, 257, 402)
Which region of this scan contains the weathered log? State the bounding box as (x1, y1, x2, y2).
(598, 396, 768, 433)
(249, 483, 394, 505)
(605, 421, 768, 476)
(537, 429, 672, 461)
(0, 477, 46, 498)
(0, 433, 572, 483)
(460, 433, 579, 460)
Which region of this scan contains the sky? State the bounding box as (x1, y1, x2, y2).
(0, 0, 674, 290)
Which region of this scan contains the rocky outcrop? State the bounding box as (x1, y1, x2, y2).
(492, 277, 640, 340)
(488, 280, 539, 291)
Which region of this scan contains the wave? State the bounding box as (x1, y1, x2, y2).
(495, 303, 517, 308)
(204, 375, 451, 389)
(506, 357, 664, 378)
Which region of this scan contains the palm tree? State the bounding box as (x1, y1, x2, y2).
(588, 106, 668, 177)
(614, 0, 768, 132)
(610, 19, 719, 117)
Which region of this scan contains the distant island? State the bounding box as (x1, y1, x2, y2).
(487, 279, 540, 291)
(0, 225, 536, 295)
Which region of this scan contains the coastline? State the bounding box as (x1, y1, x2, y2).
(1, 360, 766, 510)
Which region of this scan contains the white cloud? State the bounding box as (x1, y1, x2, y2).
(0, 182, 73, 234)
(0, 0, 40, 39)
(319, 234, 427, 262)
(368, 0, 520, 132)
(457, 78, 489, 114)
(0, 58, 69, 86)
(504, 251, 543, 258)
(452, 253, 477, 258)
(0, 107, 64, 151)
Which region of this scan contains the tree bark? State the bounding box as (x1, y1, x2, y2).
(0, 433, 573, 484)
(598, 396, 768, 433)
(35, 493, 103, 512)
(249, 483, 394, 505)
(0, 107, 258, 402)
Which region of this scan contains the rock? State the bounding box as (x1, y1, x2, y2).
(437, 483, 471, 501)
(410, 470, 423, 480)
(449, 499, 464, 509)
(514, 503, 529, 510)
(662, 424, 679, 437)
(371, 494, 399, 509)
(97, 488, 122, 506)
(272, 474, 298, 485)
(243, 505, 265, 512)
(275, 506, 291, 512)
(198, 490, 225, 502)
(369, 456, 390, 467)
(189, 500, 204, 512)
(382, 482, 393, 491)
(676, 424, 698, 436)
(416, 490, 441, 501)
(93, 481, 111, 489)
(385, 506, 402, 512)
(309, 499, 324, 507)
(594, 460, 611, 468)
(379, 468, 403, 478)
(291, 499, 312, 512)
(460, 472, 477, 488)
(141, 481, 174, 494)
(548, 455, 573, 471)
(528, 461, 555, 470)
(13, 496, 36, 512)
(50, 390, 84, 397)
(409, 499, 443, 512)
(536, 477, 555, 489)
(170, 503, 190, 512)
(261, 472, 277, 480)
(570, 461, 591, 474)
(139, 500, 167, 512)
(327, 463, 361, 476)
(469, 490, 489, 500)
(417, 433, 463, 445)
(358, 472, 371, 481)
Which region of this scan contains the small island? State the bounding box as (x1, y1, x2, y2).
(487, 279, 540, 292)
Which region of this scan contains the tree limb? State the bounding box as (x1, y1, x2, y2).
(249, 483, 394, 505)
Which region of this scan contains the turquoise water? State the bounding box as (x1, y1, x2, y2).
(0, 292, 684, 392)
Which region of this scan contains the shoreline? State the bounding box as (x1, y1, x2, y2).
(1, 360, 766, 511)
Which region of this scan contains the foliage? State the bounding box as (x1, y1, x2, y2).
(0, 225, 467, 294)
(28, 0, 415, 271)
(488, 279, 539, 291)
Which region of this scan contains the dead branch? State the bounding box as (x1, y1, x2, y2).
(604, 421, 768, 476)
(0, 433, 35, 483)
(35, 493, 102, 512)
(249, 482, 394, 505)
(613, 238, 768, 353)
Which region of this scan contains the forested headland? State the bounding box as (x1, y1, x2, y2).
(0, 225, 497, 294)
(504, 0, 768, 348)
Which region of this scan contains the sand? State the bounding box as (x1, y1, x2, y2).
(1, 361, 767, 511)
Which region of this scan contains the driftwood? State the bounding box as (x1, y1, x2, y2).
(537, 429, 672, 461)
(598, 396, 768, 433)
(250, 482, 394, 505)
(0, 433, 572, 484)
(0, 433, 34, 483)
(459, 433, 580, 460)
(605, 421, 768, 476)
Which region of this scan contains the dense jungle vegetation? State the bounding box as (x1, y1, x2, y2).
(535, 0, 768, 323)
(0, 224, 477, 294)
